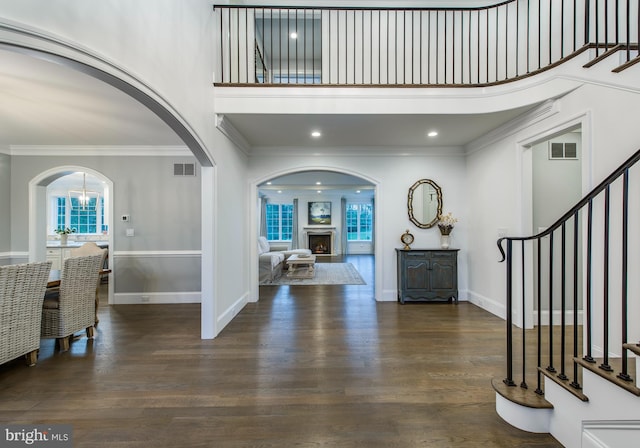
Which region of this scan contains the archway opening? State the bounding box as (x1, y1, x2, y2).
(252, 168, 381, 302)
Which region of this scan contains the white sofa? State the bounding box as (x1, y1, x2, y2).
(258, 236, 312, 283)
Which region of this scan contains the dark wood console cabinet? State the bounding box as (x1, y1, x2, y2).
(396, 249, 459, 304)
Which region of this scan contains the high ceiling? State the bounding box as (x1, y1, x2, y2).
(1, 43, 539, 192)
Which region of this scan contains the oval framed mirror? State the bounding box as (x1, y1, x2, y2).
(407, 179, 442, 229)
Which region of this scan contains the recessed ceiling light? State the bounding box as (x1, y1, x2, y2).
(427, 131, 438, 137)
(290, 32, 298, 39)
(316, 181, 322, 185)
(317, 190, 322, 194)
(266, 181, 272, 185)
(277, 190, 282, 194)
(311, 131, 321, 138)
(356, 190, 361, 194)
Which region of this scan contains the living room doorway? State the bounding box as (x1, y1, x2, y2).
(252, 169, 380, 301)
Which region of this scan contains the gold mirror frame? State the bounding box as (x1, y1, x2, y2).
(407, 179, 443, 229)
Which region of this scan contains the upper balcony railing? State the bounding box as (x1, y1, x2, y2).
(214, 0, 639, 86)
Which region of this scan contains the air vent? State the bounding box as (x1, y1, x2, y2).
(174, 163, 196, 176)
(549, 142, 578, 160)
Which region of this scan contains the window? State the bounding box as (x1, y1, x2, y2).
(52, 196, 105, 234)
(266, 203, 293, 241)
(69, 197, 98, 234)
(346, 203, 373, 241)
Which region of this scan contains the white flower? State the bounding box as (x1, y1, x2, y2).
(438, 212, 458, 228)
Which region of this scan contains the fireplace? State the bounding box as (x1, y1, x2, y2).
(309, 234, 331, 254)
(303, 227, 336, 255)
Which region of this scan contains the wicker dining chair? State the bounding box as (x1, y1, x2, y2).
(70, 243, 108, 325)
(0, 261, 52, 366)
(41, 254, 104, 351)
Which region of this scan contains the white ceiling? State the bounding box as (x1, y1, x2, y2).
(1, 45, 539, 191)
(0, 48, 182, 147)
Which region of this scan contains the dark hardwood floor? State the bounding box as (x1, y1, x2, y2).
(0, 255, 562, 447)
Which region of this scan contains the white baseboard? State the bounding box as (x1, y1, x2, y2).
(113, 292, 201, 304)
(467, 290, 506, 319)
(217, 292, 249, 331)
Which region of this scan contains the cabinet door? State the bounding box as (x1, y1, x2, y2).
(405, 255, 430, 291)
(429, 253, 456, 293)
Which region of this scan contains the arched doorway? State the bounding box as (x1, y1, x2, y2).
(0, 31, 218, 337)
(29, 166, 114, 305)
(250, 167, 382, 303)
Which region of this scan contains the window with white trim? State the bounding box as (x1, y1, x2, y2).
(266, 203, 293, 241)
(51, 196, 106, 234)
(346, 203, 372, 241)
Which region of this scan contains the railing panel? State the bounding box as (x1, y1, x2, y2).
(215, 1, 639, 86)
(499, 148, 640, 401)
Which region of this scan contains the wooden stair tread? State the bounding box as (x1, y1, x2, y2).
(539, 368, 589, 402)
(576, 357, 640, 397)
(491, 377, 554, 409)
(623, 343, 640, 357)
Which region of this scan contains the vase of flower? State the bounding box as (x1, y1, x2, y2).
(437, 212, 458, 249)
(55, 227, 76, 246)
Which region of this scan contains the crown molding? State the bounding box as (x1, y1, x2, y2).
(248, 145, 466, 157)
(464, 98, 562, 155)
(7, 145, 192, 157)
(215, 114, 251, 156)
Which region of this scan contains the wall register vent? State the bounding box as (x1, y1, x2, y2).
(549, 142, 578, 160)
(174, 163, 196, 176)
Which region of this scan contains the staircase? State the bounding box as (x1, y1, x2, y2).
(495, 147, 640, 446)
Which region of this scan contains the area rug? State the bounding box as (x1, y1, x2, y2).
(261, 263, 366, 286)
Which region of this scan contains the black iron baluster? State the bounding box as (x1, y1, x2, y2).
(521, 240, 528, 389)
(584, 198, 596, 363)
(436, 11, 440, 84)
(618, 169, 633, 382)
(573, 0, 577, 51)
(605, 0, 609, 50)
(515, 0, 519, 77)
(626, 0, 630, 62)
(561, 0, 565, 58)
(235, 9, 241, 82)
(600, 185, 613, 372)
(549, 0, 553, 65)
(558, 222, 568, 381)
(495, 6, 499, 81)
(536, 237, 544, 395)
(595, 0, 600, 55)
(547, 231, 556, 373)
(504, 238, 516, 387)
(538, 0, 542, 70)
(585, 0, 591, 47)
(570, 211, 582, 390)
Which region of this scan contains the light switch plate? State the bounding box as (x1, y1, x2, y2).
(126, 228, 134, 237)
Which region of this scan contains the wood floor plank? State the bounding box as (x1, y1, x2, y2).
(0, 255, 562, 447)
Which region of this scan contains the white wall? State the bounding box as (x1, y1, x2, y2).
(465, 82, 640, 323)
(0, 0, 250, 337)
(248, 151, 469, 302)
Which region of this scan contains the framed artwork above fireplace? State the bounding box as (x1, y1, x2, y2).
(308, 201, 331, 225)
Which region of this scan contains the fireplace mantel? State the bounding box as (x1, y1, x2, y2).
(303, 227, 336, 256)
